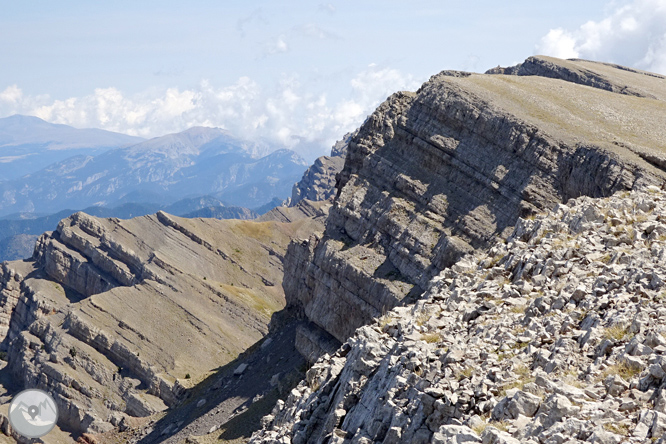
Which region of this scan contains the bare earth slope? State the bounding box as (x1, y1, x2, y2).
(284, 56, 666, 361)
(0, 204, 324, 436)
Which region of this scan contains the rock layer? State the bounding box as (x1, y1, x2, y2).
(290, 132, 354, 207)
(251, 187, 666, 444)
(0, 207, 324, 434)
(284, 56, 666, 360)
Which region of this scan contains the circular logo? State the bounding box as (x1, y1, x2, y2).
(8, 389, 58, 438)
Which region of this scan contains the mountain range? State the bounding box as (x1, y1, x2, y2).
(0, 115, 144, 181)
(0, 124, 307, 217)
(0, 116, 310, 261)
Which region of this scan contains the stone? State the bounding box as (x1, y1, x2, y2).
(250, 186, 666, 444)
(604, 375, 630, 397)
(234, 363, 248, 376)
(432, 425, 481, 443)
(125, 392, 168, 417)
(586, 428, 623, 444)
(506, 390, 541, 418)
(481, 427, 521, 444)
(537, 394, 579, 425)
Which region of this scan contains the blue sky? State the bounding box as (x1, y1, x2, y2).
(1, 0, 664, 160)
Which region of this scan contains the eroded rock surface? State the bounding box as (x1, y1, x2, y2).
(0, 207, 324, 434)
(251, 188, 666, 444)
(290, 132, 355, 207)
(284, 56, 666, 360)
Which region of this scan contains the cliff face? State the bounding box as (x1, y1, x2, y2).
(251, 188, 666, 444)
(284, 56, 666, 359)
(290, 132, 355, 207)
(0, 206, 324, 434)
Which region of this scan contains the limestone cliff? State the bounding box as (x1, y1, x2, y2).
(290, 132, 355, 207)
(0, 205, 324, 435)
(284, 56, 666, 361)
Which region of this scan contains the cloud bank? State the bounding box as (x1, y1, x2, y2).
(537, 0, 666, 74)
(0, 66, 419, 161)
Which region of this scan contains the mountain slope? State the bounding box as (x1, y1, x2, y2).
(252, 188, 666, 444)
(0, 127, 308, 216)
(0, 115, 143, 181)
(281, 56, 666, 362)
(0, 206, 325, 435)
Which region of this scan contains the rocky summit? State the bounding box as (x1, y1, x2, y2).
(251, 187, 666, 444)
(283, 56, 666, 364)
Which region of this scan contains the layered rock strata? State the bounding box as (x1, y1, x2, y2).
(284, 56, 666, 360)
(252, 187, 666, 444)
(290, 132, 355, 207)
(0, 206, 324, 434)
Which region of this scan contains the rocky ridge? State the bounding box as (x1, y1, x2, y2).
(252, 187, 666, 444)
(486, 56, 666, 101)
(283, 56, 666, 363)
(0, 201, 325, 437)
(289, 132, 355, 207)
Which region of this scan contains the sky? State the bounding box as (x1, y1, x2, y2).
(1, 0, 665, 161)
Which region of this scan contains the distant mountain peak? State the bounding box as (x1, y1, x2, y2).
(0, 114, 144, 147)
(0, 115, 145, 181)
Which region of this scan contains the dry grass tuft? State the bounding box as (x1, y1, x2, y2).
(600, 362, 642, 381)
(602, 324, 633, 342)
(421, 332, 441, 344)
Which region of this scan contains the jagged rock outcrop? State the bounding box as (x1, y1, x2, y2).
(0, 207, 324, 435)
(283, 56, 666, 361)
(251, 187, 666, 444)
(290, 132, 355, 207)
(260, 199, 331, 225)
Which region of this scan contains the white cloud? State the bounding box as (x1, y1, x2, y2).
(536, 0, 666, 74)
(0, 85, 22, 104)
(0, 66, 421, 161)
(236, 9, 266, 38)
(538, 28, 579, 59)
(265, 35, 289, 56)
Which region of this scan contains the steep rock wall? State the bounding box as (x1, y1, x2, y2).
(284, 56, 666, 359)
(290, 132, 355, 207)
